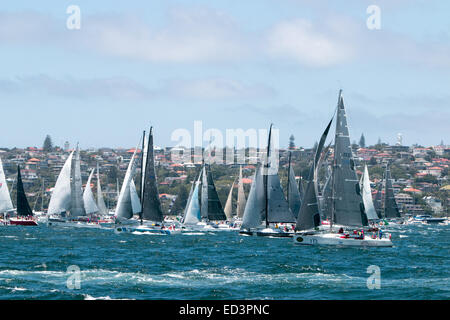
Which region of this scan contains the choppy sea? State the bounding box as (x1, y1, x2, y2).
(0, 223, 448, 300)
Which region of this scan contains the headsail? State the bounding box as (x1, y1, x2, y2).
(130, 178, 142, 214)
(48, 151, 74, 215)
(83, 168, 99, 215)
(361, 165, 378, 220)
(384, 163, 401, 218)
(264, 125, 295, 224)
(295, 117, 333, 231)
(200, 164, 227, 221)
(115, 140, 140, 220)
(141, 127, 163, 222)
(96, 163, 109, 215)
(183, 172, 202, 224)
(223, 178, 236, 221)
(241, 165, 265, 229)
(0, 157, 14, 214)
(236, 166, 247, 218)
(331, 91, 368, 227)
(16, 165, 33, 216)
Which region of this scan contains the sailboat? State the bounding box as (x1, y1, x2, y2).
(115, 128, 179, 235)
(46, 146, 93, 226)
(9, 166, 38, 226)
(240, 124, 296, 237)
(382, 162, 403, 224)
(114, 136, 143, 226)
(181, 163, 229, 231)
(293, 91, 393, 247)
(0, 156, 14, 222)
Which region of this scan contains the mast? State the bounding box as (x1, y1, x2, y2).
(264, 124, 272, 228)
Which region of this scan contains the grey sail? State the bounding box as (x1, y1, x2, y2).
(267, 173, 295, 223)
(331, 92, 368, 227)
(321, 165, 333, 219)
(141, 127, 163, 222)
(236, 166, 247, 218)
(70, 146, 86, 217)
(96, 163, 108, 215)
(16, 165, 33, 216)
(263, 124, 295, 224)
(295, 117, 333, 231)
(241, 165, 265, 229)
(287, 154, 301, 218)
(384, 163, 401, 218)
(373, 183, 383, 219)
(203, 165, 227, 221)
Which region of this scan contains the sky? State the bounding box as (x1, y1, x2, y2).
(0, 0, 449, 149)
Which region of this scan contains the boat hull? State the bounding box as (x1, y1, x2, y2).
(8, 219, 38, 226)
(114, 226, 174, 235)
(293, 233, 393, 247)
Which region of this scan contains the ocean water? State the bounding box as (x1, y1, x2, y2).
(0, 223, 448, 300)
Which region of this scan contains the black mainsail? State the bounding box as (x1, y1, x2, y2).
(383, 162, 401, 218)
(141, 127, 164, 222)
(295, 117, 333, 231)
(331, 91, 368, 227)
(16, 165, 33, 217)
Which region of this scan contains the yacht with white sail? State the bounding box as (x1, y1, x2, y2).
(115, 128, 180, 235)
(240, 124, 296, 237)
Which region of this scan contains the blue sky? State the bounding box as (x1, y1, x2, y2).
(0, 0, 449, 149)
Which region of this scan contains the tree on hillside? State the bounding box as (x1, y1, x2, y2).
(43, 135, 53, 152)
(359, 133, 366, 148)
(289, 135, 296, 150)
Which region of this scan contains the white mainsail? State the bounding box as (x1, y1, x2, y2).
(115, 143, 140, 220)
(96, 163, 108, 215)
(361, 164, 378, 220)
(83, 169, 99, 215)
(48, 151, 74, 215)
(0, 157, 14, 213)
(241, 165, 265, 229)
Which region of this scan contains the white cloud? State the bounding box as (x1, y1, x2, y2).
(266, 18, 357, 67)
(164, 78, 276, 100)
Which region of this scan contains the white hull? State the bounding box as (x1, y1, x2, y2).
(293, 232, 393, 247)
(114, 225, 179, 235)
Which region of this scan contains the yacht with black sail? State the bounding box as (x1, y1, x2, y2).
(115, 128, 180, 235)
(293, 91, 393, 247)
